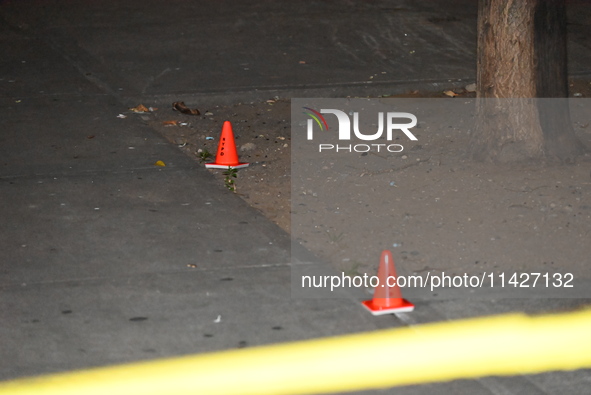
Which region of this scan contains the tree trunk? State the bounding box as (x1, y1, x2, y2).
(470, 0, 585, 162)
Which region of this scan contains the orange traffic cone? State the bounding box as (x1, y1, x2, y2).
(362, 250, 414, 315)
(205, 121, 249, 169)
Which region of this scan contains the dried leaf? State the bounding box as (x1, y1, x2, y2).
(129, 104, 150, 113)
(172, 101, 200, 115)
(162, 120, 179, 126)
(154, 160, 166, 167)
(443, 90, 458, 97)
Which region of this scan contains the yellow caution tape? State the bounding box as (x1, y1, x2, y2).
(1, 308, 591, 395)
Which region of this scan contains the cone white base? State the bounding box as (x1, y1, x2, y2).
(362, 299, 415, 316)
(205, 163, 249, 169)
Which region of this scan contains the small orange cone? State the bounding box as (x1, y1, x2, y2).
(205, 121, 249, 169)
(362, 250, 414, 315)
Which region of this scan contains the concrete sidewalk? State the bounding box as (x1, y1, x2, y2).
(1, 1, 590, 394)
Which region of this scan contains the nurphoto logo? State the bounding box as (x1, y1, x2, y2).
(303, 107, 418, 153)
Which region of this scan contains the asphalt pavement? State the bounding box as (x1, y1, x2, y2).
(1, 1, 591, 394)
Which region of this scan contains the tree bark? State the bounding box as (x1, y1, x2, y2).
(471, 0, 585, 162)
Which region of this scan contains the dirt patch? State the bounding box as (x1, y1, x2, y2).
(146, 81, 591, 291)
(147, 98, 292, 231)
